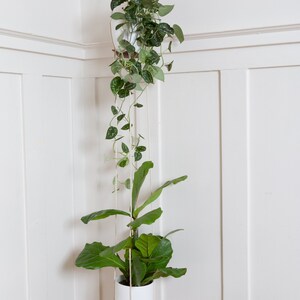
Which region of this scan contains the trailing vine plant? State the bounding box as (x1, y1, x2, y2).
(75, 0, 187, 288)
(107, 0, 184, 187)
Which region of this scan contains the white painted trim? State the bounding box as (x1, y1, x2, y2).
(175, 24, 300, 54)
(220, 70, 249, 300)
(0, 24, 300, 59)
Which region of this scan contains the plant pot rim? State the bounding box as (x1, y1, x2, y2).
(115, 275, 153, 288)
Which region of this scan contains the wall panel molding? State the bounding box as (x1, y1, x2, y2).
(1, 24, 300, 60)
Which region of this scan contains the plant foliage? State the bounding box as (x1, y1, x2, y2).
(76, 161, 187, 286)
(75, 0, 187, 288)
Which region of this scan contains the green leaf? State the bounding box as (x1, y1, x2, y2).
(134, 103, 143, 108)
(110, 60, 123, 74)
(158, 4, 174, 16)
(146, 238, 173, 273)
(158, 23, 174, 35)
(112, 175, 117, 185)
(111, 0, 126, 10)
(117, 114, 125, 122)
(128, 207, 162, 230)
(136, 146, 146, 152)
(132, 256, 147, 286)
(168, 41, 172, 52)
(121, 123, 130, 130)
(142, 0, 154, 9)
(135, 234, 161, 257)
(142, 267, 187, 285)
(164, 228, 184, 238)
(101, 237, 133, 255)
(141, 70, 153, 84)
(111, 105, 118, 115)
(111, 77, 124, 94)
(106, 126, 118, 139)
(134, 151, 142, 161)
(81, 209, 130, 224)
(131, 74, 143, 83)
(145, 50, 160, 65)
(150, 66, 165, 82)
(132, 161, 154, 210)
(75, 242, 125, 270)
(118, 88, 130, 98)
(133, 175, 187, 218)
(125, 178, 131, 189)
(124, 82, 137, 90)
(115, 22, 126, 30)
(166, 60, 174, 72)
(121, 142, 129, 153)
(173, 24, 184, 43)
(139, 49, 149, 64)
(118, 157, 129, 168)
(119, 40, 135, 53)
(111, 12, 126, 20)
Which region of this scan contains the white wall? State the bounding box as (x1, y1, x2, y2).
(0, 0, 82, 42)
(0, 1, 300, 300)
(81, 0, 300, 43)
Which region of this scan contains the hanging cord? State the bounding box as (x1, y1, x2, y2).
(113, 95, 119, 294)
(145, 88, 154, 234)
(128, 91, 136, 300)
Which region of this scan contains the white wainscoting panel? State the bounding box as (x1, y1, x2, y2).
(0, 73, 28, 300)
(24, 75, 76, 300)
(159, 72, 222, 300)
(249, 67, 300, 300)
(221, 70, 249, 300)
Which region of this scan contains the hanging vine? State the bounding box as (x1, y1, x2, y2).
(106, 0, 184, 191)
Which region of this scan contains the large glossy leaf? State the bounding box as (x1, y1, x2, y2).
(133, 175, 187, 218)
(132, 256, 147, 286)
(128, 208, 162, 230)
(132, 161, 154, 211)
(101, 237, 133, 256)
(135, 234, 161, 257)
(81, 209, 130, 224)
(142, 267, 187, 285)
(75, 242, 126, 270)
(146, 238, 173, 273)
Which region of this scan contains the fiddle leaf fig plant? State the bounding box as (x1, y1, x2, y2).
(75, 0, 187, 288)
(76, 162, 187, 286)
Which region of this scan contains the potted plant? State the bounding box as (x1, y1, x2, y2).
(75, 1, 186, 299)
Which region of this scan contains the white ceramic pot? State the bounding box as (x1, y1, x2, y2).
(115, 276, 154, 300)
(110, 12, 139, 51)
